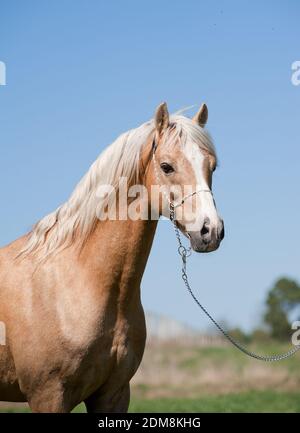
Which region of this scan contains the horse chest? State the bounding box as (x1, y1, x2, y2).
(67, 322, 144, 401)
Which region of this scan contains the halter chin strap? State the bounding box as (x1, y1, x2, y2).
(151, 138, 213, 210)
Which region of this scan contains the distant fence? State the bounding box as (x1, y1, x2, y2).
(148, 334, 227, 347)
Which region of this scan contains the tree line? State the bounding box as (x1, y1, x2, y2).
(229, 277, 300, 343)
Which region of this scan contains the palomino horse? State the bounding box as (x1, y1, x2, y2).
(0, 102, 224, 412)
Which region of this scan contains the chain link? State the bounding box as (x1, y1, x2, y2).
(153, 150, 300, 361)
(170, 205, 300, 362)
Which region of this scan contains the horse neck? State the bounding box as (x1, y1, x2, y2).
(79, 216, 158, 297)
(78, 138, 157, 299)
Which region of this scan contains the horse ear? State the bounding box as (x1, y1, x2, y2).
(193, 103, 208, 128)
(154, 102, 169, 135)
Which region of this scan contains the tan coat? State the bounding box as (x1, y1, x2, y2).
(0, 103, 221, 412)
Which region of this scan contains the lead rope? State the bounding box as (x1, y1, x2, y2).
(152, 144, 300, 361)
(169, 205, 300, 361)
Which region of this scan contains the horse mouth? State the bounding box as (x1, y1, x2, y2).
(189, 237, 222, 253)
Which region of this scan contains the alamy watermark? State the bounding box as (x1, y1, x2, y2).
(95, 178, 208, 231)
(0, 321, 6, 345)
(291, 61, 300, 86)
(291, 321, 300, 346)
(0, 61, 6, 86)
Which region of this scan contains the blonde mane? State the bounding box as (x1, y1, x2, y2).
(21, 113, 216, 259)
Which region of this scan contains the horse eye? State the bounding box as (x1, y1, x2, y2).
(160, 162, 174, 175)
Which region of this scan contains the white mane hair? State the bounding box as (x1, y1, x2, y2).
(20, 113, 216, 259)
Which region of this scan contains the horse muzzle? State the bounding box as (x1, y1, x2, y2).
(188, 219, 225, 253)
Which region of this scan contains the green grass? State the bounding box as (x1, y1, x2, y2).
(129, 391, 300, 413)
(1, 391, 300, 413)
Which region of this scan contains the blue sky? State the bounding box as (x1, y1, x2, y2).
(0, 1, 299, 331)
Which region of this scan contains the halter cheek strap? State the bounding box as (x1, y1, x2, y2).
(172, 188, 213, 208)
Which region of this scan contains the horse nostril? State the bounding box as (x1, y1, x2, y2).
(200, 220, 210, 237)
(219, 226, 225, 241)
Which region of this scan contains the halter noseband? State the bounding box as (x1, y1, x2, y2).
(152, 138, 213, 210)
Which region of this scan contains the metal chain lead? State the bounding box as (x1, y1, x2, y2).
(152, 148, 300, 361)
(169, 206, 300, 362)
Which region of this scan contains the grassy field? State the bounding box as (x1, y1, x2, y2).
(1, 339, 300, 413)
(129, 391, 300, 413)
(2, 391, 300, 413)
